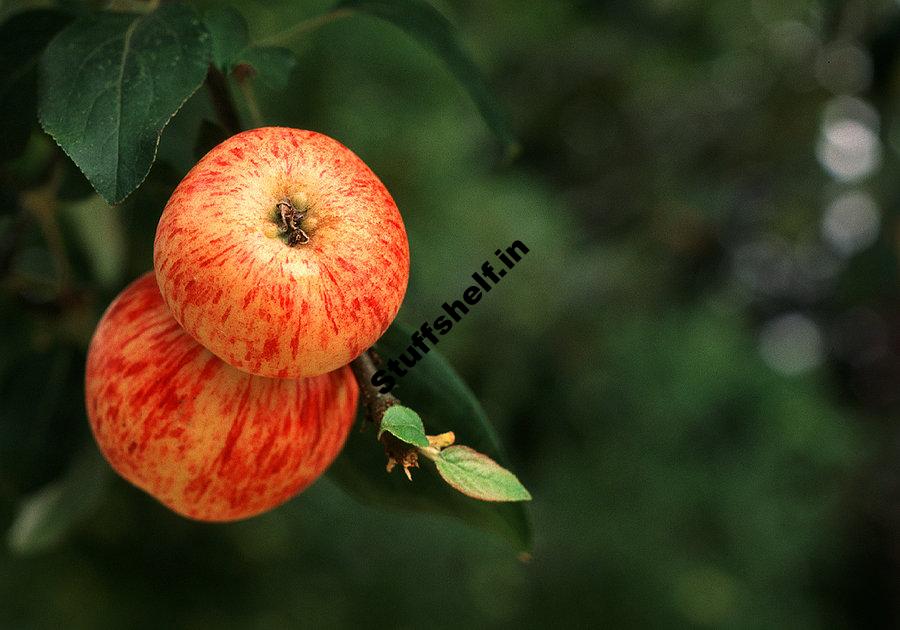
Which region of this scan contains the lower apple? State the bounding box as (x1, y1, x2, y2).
(85, 272, 358, 521)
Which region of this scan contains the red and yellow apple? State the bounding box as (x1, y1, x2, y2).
(154, 127, 410, 379)
(85, 273, 358, 521)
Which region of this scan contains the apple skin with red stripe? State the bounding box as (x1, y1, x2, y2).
(154, 127, 410, 379)
(85, 273, 359, 521)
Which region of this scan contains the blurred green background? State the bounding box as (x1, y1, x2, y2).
(2, 0, 900, 627)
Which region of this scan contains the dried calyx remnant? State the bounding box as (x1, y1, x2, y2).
(276, 198, 309, 246)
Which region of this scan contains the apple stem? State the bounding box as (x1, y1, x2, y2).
(276, 199, 310, 246)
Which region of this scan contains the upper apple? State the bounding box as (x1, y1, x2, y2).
(154, 127, 410, 378)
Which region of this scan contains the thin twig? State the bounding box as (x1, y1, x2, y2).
(236, 73, 265, 129)
(22, 163, 72, 293)
(349, 349, 399, 430)
(254, 10, 353, 47)
(104, 0, 160, 14)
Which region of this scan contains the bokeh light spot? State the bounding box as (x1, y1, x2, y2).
(759, 313, 824, 375)
(821, 190, 880, 256)
(816, 119, 881, 182)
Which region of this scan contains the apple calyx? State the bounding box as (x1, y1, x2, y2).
(383, 434, 420, 480)
(276, 197, 310, 246)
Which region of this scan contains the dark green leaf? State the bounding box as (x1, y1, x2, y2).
(435, 445, 532, 502)
(335, 0, 519, 158)
(7, 447, 112, 555)
(204, 6, 297, 90)
(39, 4, 212, 203)
(0, 9, 73, 161)
(328, 323, 532, 552)
(379, 405, 429, 447)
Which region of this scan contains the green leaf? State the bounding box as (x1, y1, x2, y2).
(435, 445, 532, 502)
(335, 0, 519, 158)
(39, 4, 212, 203)
(7, 447, 111, 555)
(204, 6, 297, 90)
(328, 323, 532, 552)
(378, 405, 429, 447)
(0, 9, 73, 161)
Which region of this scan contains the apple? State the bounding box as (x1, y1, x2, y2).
(154, 127, 410, 379)
(85, 273, 359, 521)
